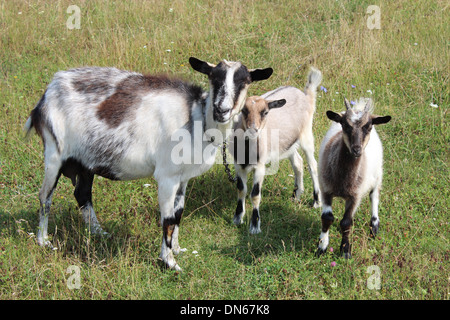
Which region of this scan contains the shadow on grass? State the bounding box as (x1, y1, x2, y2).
(185, 168, 323, 266)
(1, 164, 322, 269)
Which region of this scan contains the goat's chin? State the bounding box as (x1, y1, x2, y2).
(213, 114, 232, 124)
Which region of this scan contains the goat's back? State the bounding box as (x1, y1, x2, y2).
(261, 86, 316, 155)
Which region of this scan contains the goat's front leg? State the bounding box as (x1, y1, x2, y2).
(249, 164, 265, 234)
(340, 197, 361, 259)
(233, 166, 248, 225)
(316, 193, 334, 256)
(171, 182, 188, 256)
(158, 178, 182, 271)
(369, 185, 381, 237)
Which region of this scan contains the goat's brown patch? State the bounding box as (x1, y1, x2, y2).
(96, 74, 203, 128)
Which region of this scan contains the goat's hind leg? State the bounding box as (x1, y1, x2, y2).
(37, 155, 62, 248)
(299, 136, 321, 208)
(289, 151, 304, 202)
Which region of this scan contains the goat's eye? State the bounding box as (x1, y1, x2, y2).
(261, 110, 269, 117)
(242, 108, 249, 116)
(342, 122, 352, 132)
(362, 123, 372, 133)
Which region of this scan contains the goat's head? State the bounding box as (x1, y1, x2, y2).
(241, 96, 286, 139)
(189, 57, 273, 124)
(326, 98, 391, 158)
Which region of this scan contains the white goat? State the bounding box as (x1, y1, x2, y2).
(229, 67, 322, 234)
(24, 57, 273, 271)
(316, 98, 391, 258)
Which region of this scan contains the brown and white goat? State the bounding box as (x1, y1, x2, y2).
(316, 98, 391, 258)
(229, 67, 322, 234)
(24, 57, 273, 271)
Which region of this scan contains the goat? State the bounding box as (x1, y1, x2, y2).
(24, 57, 273, 271)
(315, 98, 391, 258)
(229, 67, 322, 234)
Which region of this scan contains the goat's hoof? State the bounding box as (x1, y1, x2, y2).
(341, 252, 352, 259)
(315, 248, 326, 257)
(159, 257, 183, 272)
(370, 218, 379, 237)
(232, 216, 244, 225)
(173, 247, 187, 256)
(92, 226, 108, 236)
(249, 226, 261, 234)
(37, 238, 56, 250)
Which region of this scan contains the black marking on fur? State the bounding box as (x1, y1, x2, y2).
(236, 177, 244, 191)
(251, 183, 260, 198)
(234, 135, 259, 169)
(235, 199, 243, 217)
(251, 208, 260, 227)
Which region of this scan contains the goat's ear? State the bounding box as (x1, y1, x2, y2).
(189, 57, 215, 75)
(268, 99, 286, 110)
(249, 68, 273, 82)
(326, 111, 342, 123)
(372, 115, 391, 125)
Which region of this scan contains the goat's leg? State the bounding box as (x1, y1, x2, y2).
(233, 166, 248, 225)
(158, 178, 182, 271)
(73, 169, 107, 236)
(369, 185, 381, 237)
(37, 156, 61, 248)
(171, 182, 187, 256)
(316, 193, 334, 256)
(340, 197, 360, 259)
(289, 151, 304, 202)
(299, 136, 321, 208)
(249, 164, 265, 234)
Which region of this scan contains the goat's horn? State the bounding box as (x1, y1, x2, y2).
(364, 99, 373, 112)
(344, 98, 351, 110)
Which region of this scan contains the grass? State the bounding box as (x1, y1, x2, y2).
(0, 0, 448, 300)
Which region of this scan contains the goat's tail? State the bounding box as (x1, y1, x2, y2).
(304, 67, 322, 98)
(24, 91, 46, 138)
(24, 116, 34, 138)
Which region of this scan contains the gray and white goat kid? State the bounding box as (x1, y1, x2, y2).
(316, 98, 391, 258)
(24, 57, 273, 271)
(229, 67, 322, 234)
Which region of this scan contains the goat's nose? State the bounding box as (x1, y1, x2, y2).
(351, 146, 362, 157)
